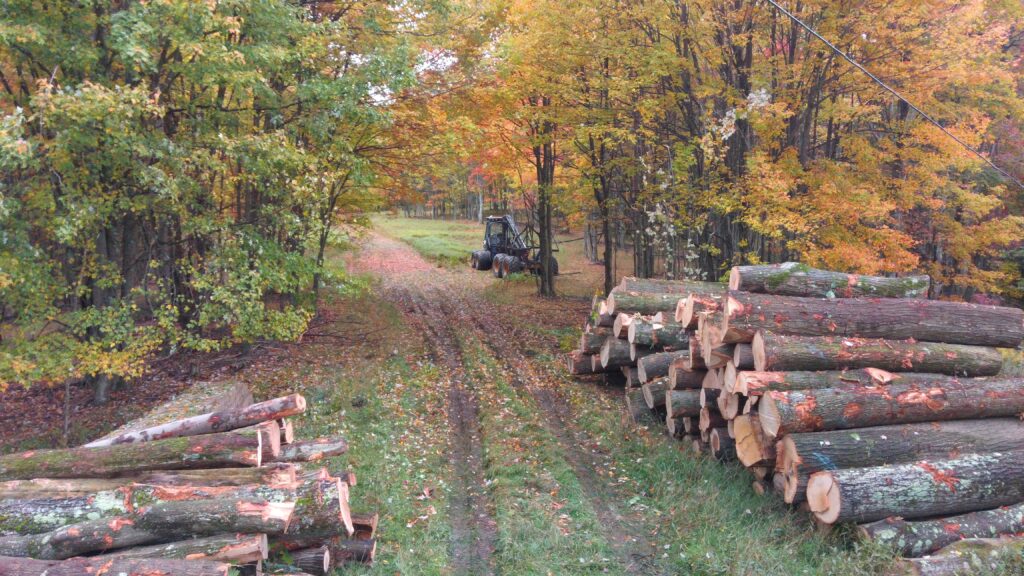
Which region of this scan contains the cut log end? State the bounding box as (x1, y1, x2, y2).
(757, 393, 782, 439)
(806, 472, 840, 524)
(752, 331, 767, 372)
(727, 267, 741, 291)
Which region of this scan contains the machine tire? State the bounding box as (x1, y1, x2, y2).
(507, 257, 524, 274)
(492, 254, 506, 278)
(477, 251, 493, 271)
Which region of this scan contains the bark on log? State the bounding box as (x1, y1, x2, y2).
(600, 338, 633, 368)
(623, 366, 641, 387)
(351, 511, 379, 540)
(282, 546, 330, 575)
(580, 332, 610, 354)
(607, 281, 723, 315)
(733, 344, 754, 370)
(618, 277, 703, 294)
(860, 503, 1024, 557)
(699, 406, 727, 433)
(280, 419, 295, 444)
(624, 388, 654, 427)
(686, 336, 706, 371)
(723, 291, 1024, 348)
(709, 428, 736, 462)
(734, 414, 775, 468)
(667, 357, 704, 390)
(0, 465, 299, 500)
(629, 343, 655, 362)
(0, 498, 294, 559)
(0, 556, 232, 576)
(807, 451, 1024, 524)
(642, 379, 668, 410)
(243, 420, 282, 461)
(666, 389, 702, 418)
(752, 332, 1002, 376)
(677, 293, 724, 328)
(84, 395, 307, 448)
(594, 300, 614, 328)
(629, 319, 688, 349)
(735, 368, 936, 396)
(700, 387, 721, 409)
(0, 431, 263, 481)
(728, 263, 930, 299)
(269, 438, 349, 464)
(638, 351, 689, 383)
(101, 534, 268, 563)
(758, 376, 1024, 438)
(780, 419, 1024, 505)
(567, 351, 605, 375)
(898, 537, 1024, 576)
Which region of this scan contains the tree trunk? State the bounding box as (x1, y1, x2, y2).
(607, 281, 722, 315)
(734, 368, 933, 396)
(280, 546, 330, 575)
(807, 451, 1024, 524)
(100, 534, 267, 563)
(628, 319, 688, 349)
(84, 395, 306, 448)
(860, 503, 1024, 557)
(280, 477, 354, 538)
(758, 376, 1024, 438)
(0, 465, 298, 500)
(642, 379, 668, 410)
(269, 438, 349, 463)
(723, 291, 1024, 348)
(898, 537, 1024, 576)
(0, 556, 232, 576)
(667, 358, 705, 390)
(666, 389, 701, 418)
(0, 431, 263, 481)
(733, 414, 775, 468)
(0, 498, 293, 559)
(709, 428, 736, 462)
(637, 351, 689, 383)
(677, 293, 724, 328)
(752, 332, 1002, 376)
(599, 338, 633, 368)
(728, 263, 930, 299)
(779, 419, 1024, 505)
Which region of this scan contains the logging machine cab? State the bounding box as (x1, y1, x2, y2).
(470, 215, 558, 278)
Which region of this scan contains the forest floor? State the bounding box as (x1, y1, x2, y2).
(0, 215, 900, 575)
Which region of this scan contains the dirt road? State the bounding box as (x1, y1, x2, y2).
(348, 232, 661, 575)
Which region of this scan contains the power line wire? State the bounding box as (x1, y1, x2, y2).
(762, 0, 1024, 190)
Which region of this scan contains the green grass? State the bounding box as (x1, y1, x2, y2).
(372, 215, 481, 266)
(460, 338, 620, 575)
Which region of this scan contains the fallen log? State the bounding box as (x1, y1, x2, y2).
(757, 376, 1024, 438)
(270, 438, 349, 463)
(709, 428, 735, 462)
(618, 277, 700, 294)
(733, 414, 775, 468)
(580, 331, 610, 354)
(0, 556, 232, 576)
(897, 537, 1024, 576)
(637, 351, 689, 383)
(677, 293, 724, 328)
(567, 351, 605, 375)
(860, 503, 1024, 557)
(722, 291, 1024, 348)
(284, 546, 330, 575)
(666, 389, 702, 418)
(779, 419, 1024, 505)
(607, 281, 722, 315)
(806, 451, 1024, 524)
(0, 430, 263, 481)
(624, 388, 654, 427)
(728, 263, 930, 299)
(735, 368, 936, 396)
(666, 357, 704, 390)
(101, 533, 268, 563)
(629, 318, 688, 349)
(84, 394, 306, 448)
(0, 498, 294, 559)
(642, 379, 668, 410)
(752, 332, 1002, 376)
(599, 338, 633, 368)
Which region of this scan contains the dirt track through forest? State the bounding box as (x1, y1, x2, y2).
(349, 231, 661, 575)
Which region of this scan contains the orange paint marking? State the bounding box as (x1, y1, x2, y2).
(917, 461, 959, 492)
(843, 403, 863, 420)
(108, 517, 134, 531)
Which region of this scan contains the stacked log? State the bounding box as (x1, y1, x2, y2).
(567, 265, 1024, 568)
(0, 384, 375, 574)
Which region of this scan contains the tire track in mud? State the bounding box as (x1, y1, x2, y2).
(353, 236, 496, 576)
(462, 307, 663, 574)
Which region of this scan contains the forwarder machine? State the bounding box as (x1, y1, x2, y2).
(470, 215, 558, 278)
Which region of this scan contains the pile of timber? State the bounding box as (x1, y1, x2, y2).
(567, 263, 1024, 572)
(0, 383, 375, 576)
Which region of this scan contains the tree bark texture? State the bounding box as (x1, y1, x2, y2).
(728, 263, 930, 299)
(0, 556, 232, 576)
(637, 351, 689, 383)
(860, 503, 1024, 557)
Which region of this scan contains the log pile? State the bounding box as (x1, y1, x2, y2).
(0, 383, 375, 576)
(567, 263, 1024, 569)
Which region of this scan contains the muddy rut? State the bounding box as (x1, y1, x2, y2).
(350, 232, 663, 575)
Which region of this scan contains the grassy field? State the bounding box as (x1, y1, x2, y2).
(370, 215, 482, 266)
